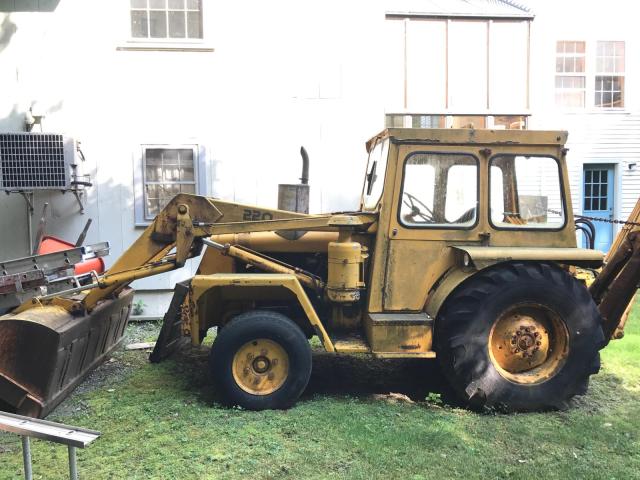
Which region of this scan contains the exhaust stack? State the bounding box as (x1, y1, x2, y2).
(277, 147, 310, 240)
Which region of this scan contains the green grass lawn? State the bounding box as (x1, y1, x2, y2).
(0, 308, 639, 480)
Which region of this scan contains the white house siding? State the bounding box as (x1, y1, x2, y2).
(0, 0, 387, 314)
(529, 0, 640, 240)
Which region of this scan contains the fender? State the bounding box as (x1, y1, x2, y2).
(425, 246, 604, 320)
(190, 273, 335, 352)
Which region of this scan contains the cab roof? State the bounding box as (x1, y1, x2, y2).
(366, 128, 568, 153)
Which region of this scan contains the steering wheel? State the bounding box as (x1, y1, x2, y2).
(402, 191, 435, 223)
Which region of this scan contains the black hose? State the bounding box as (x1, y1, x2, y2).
(575, 218, 596, 249)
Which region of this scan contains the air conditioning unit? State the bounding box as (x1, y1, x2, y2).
(0, 133, 76, 191)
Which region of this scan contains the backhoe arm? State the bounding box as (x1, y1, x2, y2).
(589, 197, 640, 341)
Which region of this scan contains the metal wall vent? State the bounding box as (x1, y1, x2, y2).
(0, 133, 75, 190)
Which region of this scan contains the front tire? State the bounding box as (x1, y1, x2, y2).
(435, 262, 605, 411)
(209, 310, 312, 410)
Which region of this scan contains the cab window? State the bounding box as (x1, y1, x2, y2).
(490, 155, 565, 229)
(399, 153, 478, 228)
(363, 139, 389, 210)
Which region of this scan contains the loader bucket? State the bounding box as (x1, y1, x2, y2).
(0, 289, 133, 418)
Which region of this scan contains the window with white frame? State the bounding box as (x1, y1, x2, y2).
(555, 41, 586, 108)
(130, 0, 202, 40)
(554, 40, 625, 109)
(595, 41, 625, 108)
(143, 147, 197, 219)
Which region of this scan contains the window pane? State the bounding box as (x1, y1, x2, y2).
(400, 153, 478, 227)
(149, 0, 166, 8)
(178, 149, 194, 165)
(131, 0, 147, 7)
(187, 11, 202, 38)
(363, 139, 390, 210)
(595, 76, 624, 107)
(149, 10, 167, 37)
(451, 116, 486, 129)
(168, 0, 184, 8)
(490, 155, 565, 229)
(448, 21, 487, 110)
(146, 149, 162, 164)
(445, 165, 477, 223)
(168, 11, 186, 38)
(493, 115, 526, 130)
(385, 114, 405, 128)
(410, 115, 444, 128)
(144, 148, 198, 218)
(131, 10, 148, 38)
(180, 167, 194, 182)
(187, 0, 200, 10)
(145, 164, 161, 181)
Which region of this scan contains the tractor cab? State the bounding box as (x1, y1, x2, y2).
(361, 128, 571, 237)
(359, 129, 599, 314)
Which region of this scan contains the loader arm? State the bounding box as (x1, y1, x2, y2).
(589, 197, 640, 341)
(81, 194, 317, 311)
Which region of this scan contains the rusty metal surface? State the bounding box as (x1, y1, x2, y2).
(149, 281, 191, 363)
(589, 196, 640, 341)
(590, 230, 640, 341)
(0, 289, 133, 418)
(452, 245, 604, 268)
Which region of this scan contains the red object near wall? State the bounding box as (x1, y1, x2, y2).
(37, 236, 105, 275)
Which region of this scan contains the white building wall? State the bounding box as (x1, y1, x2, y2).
(528, 0, 640, 231)
(0, 0, 386, 311)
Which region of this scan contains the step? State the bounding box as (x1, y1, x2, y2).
(366, 312, 434, 354)
(331, 333, 370, 354)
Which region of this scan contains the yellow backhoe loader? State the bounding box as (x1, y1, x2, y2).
(1, 128, 638, 417)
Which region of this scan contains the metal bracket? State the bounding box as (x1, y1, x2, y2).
(70, 189, 85, 213)
(18, 191, 34, 213)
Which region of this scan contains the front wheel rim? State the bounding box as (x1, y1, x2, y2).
(232, 339, 290, 395)
(488, 304, 570, 384)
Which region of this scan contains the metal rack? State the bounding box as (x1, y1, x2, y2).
(0, 411, 100, 480)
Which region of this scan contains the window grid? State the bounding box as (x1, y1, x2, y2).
(595, 41, 624, 108)
(130, 0, 202, 40)
(143, 147, 197, 219)
(555, 41, 586, 108)
(583, 169, 608, 211)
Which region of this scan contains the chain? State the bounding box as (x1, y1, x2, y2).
(547, 208, 640, 227)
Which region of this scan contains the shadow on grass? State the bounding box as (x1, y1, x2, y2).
(165, 345, 459, 407)
(158, 343, 640, 416)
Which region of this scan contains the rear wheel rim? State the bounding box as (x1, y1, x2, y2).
(488, 304, 569, 384)
(232, 339, 290, 395)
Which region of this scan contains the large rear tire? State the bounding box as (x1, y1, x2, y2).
(435, 262, 605, 411)
(209, 310, 312, 410)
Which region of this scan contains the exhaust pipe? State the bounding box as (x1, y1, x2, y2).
(300, 146, 309, 185)
(277, 147, 311, 240)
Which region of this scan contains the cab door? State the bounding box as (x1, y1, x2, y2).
(382, 144, 486, 311)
